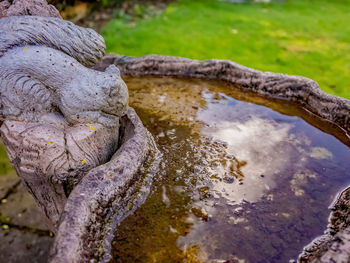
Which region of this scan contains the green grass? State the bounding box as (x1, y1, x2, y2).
(0, 141, 14, 176)
(102, 0, 350, 99)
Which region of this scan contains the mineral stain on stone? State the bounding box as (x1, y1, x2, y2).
(109, 76, 350, 263)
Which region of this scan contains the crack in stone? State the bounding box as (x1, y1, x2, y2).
(0, 180, 20, 201)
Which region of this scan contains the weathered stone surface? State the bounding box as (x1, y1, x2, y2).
(0, 227, 53, 263)
(49, 108, 159, 262)
(96, 54, 350, 132)
(0, 15, 128, 229)
(95, 53, 350, 263)
(0, 182, 51, 230)
(0, 45, 126, 124)
(0, 1, 159, 262)
(1, 1, 349, 261)
(299, 188, 350, 263)
(0, 0, 61, 18)
(0, 173, 53, 263)
(0, 172, 20, 199)
(0, 16, 106, 69)
(1, 119, 120, 229)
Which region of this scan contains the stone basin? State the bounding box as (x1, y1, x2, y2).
(49, 107, 160, 262)
(93, 54, 349, 263)
(1, 54, 350, 263)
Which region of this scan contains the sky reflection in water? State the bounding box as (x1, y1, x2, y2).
(111, 76, 350, 263)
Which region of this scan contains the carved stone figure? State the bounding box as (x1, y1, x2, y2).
(0, 0, 61, 18)
(0, 15, 130, 230)
(0, 2, 159, 262)
(0, 3, 161, 261)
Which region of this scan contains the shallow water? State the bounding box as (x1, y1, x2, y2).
(110, 76, 350, 263)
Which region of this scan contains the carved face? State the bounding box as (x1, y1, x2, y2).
(58, 65, 129, 127)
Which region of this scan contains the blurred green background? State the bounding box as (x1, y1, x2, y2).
(56, 0, 350, 99)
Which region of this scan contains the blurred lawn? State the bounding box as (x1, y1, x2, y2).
(0, 140, 14, 176)
(102, 0, 350, 99)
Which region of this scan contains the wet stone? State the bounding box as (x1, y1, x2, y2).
(0, 172, 19, 199)
(0, 227, 52, 263)
(0, 169, 52, 263)
(0, 182, 50, 230)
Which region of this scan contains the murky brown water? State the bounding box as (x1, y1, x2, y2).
(109, 76, 350, 263)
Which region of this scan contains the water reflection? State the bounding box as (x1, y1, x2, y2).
(196, 90, 316, 204)
(110, 76, 350, 263)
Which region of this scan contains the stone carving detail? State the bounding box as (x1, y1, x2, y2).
(0, 1, 159, 262)
(0, 0, 61, 18)
(0, 3, 159, 262)
(0, 15, 128, 229)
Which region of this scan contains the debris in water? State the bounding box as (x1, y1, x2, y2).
(162, 186, 170, 208)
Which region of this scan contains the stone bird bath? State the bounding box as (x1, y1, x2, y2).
(0, 1, 350, 262)
(96, 54, 350, 263)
